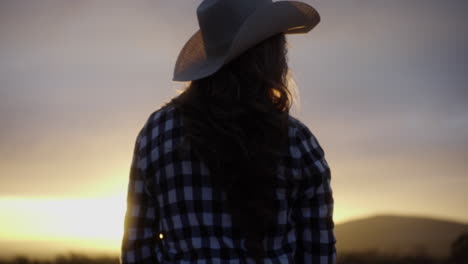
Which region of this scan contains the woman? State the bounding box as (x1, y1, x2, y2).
(121, 0, 336, 263)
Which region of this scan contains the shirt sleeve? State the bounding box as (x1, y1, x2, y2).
(292, 124, 337, 264)
(120, 127, 160, 264)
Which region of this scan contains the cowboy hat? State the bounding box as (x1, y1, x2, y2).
(172, 0, 320, 82)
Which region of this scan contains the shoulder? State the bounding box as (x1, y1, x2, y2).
(287, 115, 319, 146)
(142, 103, 180, 131)
(135, 103, 181, 147)
(145, 103, 178, 128)
(287, 114, 329, 178)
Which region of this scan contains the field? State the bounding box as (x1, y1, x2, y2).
(0, 252, 461, 264)
(1, 216, 466, 264)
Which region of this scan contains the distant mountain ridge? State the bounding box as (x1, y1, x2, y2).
(0, 214, 466, 259)
(335, 214, 468, 257)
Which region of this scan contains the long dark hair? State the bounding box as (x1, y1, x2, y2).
(168, 33, 291, 261)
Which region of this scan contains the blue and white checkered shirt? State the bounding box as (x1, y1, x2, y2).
(120, 104, 336, 264)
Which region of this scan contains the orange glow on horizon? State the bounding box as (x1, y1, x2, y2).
(0, 195, 126, 247)
(0, 193, 357, 240)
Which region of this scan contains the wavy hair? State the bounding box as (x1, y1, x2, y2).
(167, 33, 292, 262)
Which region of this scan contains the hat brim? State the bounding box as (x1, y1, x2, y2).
(173, 1, 320, 82)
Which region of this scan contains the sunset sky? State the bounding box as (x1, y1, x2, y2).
(0, 0, 467, 258)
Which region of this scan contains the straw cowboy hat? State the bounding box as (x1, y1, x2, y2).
(173, 0, 320, 82)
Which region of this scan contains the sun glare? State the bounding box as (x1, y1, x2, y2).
(0, 195, 127, 248)
(0, 192, 363, 252)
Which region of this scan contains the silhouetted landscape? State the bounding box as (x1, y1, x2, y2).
(335, 214, 468, 257)
(1, 250, 467, 264)
(1, 215, 467, 264)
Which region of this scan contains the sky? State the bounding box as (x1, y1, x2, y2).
(0, 0, 467, 258)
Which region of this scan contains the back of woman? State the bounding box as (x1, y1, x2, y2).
(121, 0, 336, 263)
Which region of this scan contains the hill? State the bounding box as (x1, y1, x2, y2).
(335, 214, 468, 257)
(0, 214, 466, 260)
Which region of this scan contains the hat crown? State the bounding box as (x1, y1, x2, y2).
(197, 0, 272, 55)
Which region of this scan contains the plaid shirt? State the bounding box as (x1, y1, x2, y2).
(120, 104, 336, 264)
